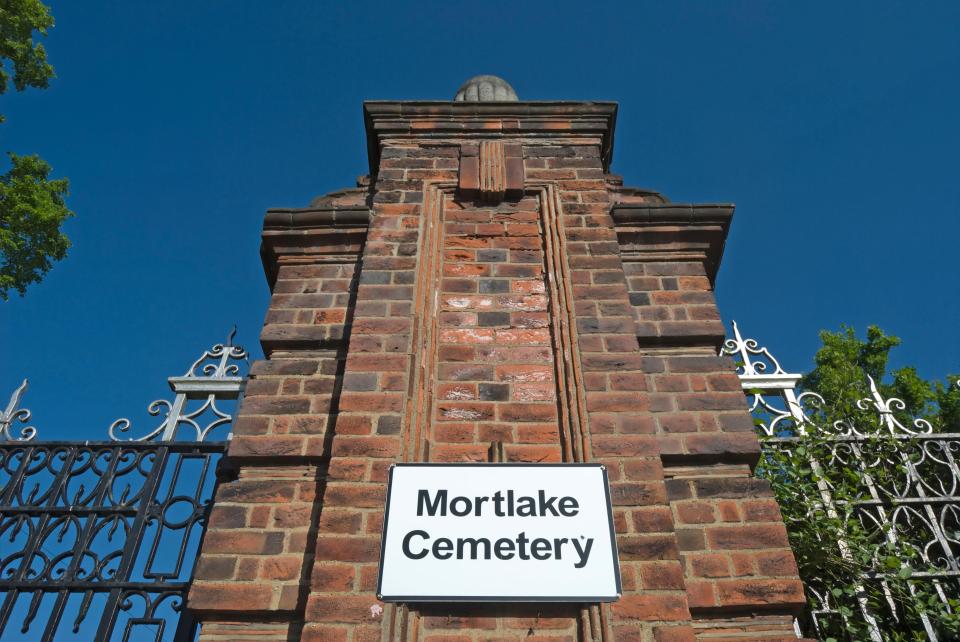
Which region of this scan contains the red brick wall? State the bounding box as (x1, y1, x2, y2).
(431, 194, 563, 465)
(187, 102, 808, 642)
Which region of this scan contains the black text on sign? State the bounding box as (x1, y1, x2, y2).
(377, 463, 621, 602)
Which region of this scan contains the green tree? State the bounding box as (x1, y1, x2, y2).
(0, 0, 72, 300)
(758, 325, 960, 641)
(802, 325, 959, 432)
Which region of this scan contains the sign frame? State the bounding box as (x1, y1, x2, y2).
(376, 462, 622, 603)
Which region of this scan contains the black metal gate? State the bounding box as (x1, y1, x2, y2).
(0, 441, 225, 641)
(0, 338, 245, 642)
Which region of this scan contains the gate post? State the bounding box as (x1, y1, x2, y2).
(188, 76, 807, 642)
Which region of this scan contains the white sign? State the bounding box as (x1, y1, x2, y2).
(377, 463, 621, 602)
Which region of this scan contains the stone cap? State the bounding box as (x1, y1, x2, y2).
(611, 203, 735, 284)
(260, 206, 370, 287)
(362, 100, 618, 176)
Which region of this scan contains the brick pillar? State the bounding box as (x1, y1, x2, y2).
(187, 195, 368, 640)
(615, 205, 807, 638)
(187, 97, 807, 642)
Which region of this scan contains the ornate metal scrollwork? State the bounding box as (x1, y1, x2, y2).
(720, 319, 787, 377)
(0, 332, 245, 641)
(0, 380, 36, 443)
(108, 331, 247, 442)
(724, 321, 960, 642)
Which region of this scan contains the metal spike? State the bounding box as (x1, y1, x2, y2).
(1, 378, 37, 441)
(22, 590, 42, 633)
(3, 379, 27, 419)
(73, 590, 94, 632)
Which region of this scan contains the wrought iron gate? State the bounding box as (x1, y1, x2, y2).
(722, 322, 960, 641)
(0, 337, 246, 642)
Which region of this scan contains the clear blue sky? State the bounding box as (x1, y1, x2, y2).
(2, 1, 958, 441)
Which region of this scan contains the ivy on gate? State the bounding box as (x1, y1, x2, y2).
(725, 324, 960, 641)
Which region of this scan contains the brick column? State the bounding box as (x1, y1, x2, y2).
(188, 196, 368, 640)
(616, 205, 807, 638)
(188, 97, 808, 642)
(300, 144, 464, 641)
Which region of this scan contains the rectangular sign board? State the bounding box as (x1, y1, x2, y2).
(377, 463, 621, 602)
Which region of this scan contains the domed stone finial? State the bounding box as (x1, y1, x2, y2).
(454, 75, 518, 102)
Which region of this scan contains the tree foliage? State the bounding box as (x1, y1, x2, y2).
(0, 0, 71, 300)
(0, 0, 54, 105)
(0, 152, 71, 298)
(757, 326, 960, 641)
(802, 325, 959, 433)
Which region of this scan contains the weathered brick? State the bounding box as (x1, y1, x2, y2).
(194, 556, 236, 581)
(216, 480, 295, 504)
(706, 524, 790, 550)
(694, 477, 772, 499)
(304, 594, 385, 622)
(314, 536, 380, 562)
(311, 563, 356, 591)
(188, 582, 275, 613)
(714, 578, 805, 609)
(201, 531, 285, 555)
(611, 594, 690, 621)
(675, 501, 717, 524)
(618, 535, 679, 560)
